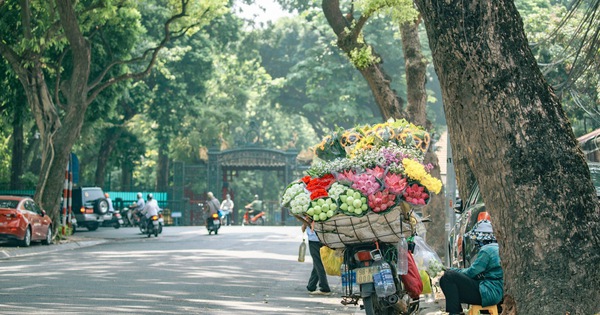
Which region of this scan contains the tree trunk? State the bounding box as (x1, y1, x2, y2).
(415, 0, 600, 313)
(35, 102, 88, 223)
(23, 125, 40, 173)
(10, 100, 24, 190)
(400, 17, 446, 255)
(121, 162, 133, 191)
(401, 19, 428, 127)
(156, 144, 169, 191)
(94, 127, 124, 187)
(321, 0, 405, 120)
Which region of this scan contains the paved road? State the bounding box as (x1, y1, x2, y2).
(0, 226, 444, 315)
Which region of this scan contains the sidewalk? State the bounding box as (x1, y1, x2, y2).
(0, 235, 108, 260)
(418, 293, 445, 315)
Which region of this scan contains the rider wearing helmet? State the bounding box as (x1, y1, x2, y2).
(141, 193, 159, 229)
(246, 194, 262, 216)
(130, 193, 145, 225)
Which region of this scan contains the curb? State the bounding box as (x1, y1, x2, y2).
(0, 238, 109, 260)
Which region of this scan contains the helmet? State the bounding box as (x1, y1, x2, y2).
(254, 194, 259, 199)
(465, 219, 496, 246)
(104, 193, 109, 198)
(147, 193, 153, 200)
(137, 193, 142, 199)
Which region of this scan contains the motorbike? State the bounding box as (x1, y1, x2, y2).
(139, 210, 164, 235)
(119, 206, 133, 227)
(207, 212, 221, 235)
(145, 214, 160, 237)
(121, 203, 142, 227)
(340, 242, 420, 315)
(219, 209, 231, 226)
(242, 206, 266, 225)
(101, 210, 124, 229)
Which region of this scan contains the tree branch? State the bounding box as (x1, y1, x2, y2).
(322, 0, 350, 37)
(0, 41, 25, 79)
(54, 50, 67, 110)
(86, 0, 206, 104)
(56, 0, 91, 101)
(39, 4, 63, 53)
(351, 15, 369, 39)
(19, 0, 32, 39)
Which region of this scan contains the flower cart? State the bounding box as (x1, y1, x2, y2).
(281, 119, 442, 315)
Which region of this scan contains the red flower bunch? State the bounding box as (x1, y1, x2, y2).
(310, 189, 329, 200)
(301, 175, 311, 185)
(368, 189, 396, 213)
(403, 184, 429, 205)
(306, 173, 335, 192)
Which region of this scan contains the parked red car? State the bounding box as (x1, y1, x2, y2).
(0, 196, 53, 247)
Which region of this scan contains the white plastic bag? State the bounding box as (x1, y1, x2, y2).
(412, 235, 444, 277)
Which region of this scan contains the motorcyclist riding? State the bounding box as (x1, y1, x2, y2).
(205, 192, 220, 228)
(220, 194, 234, 226)
(245, 194, 262, 216)
(141, 193, 159, 231)
(130, 192, 145, 225)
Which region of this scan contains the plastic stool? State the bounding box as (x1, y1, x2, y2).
(468, 304, 499, 315)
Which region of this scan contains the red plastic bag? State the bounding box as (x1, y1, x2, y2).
(401, 252, 423, 299)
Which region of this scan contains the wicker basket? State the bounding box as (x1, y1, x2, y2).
(312, 202, 416, 249)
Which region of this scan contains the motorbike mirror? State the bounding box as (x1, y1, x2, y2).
(454, 199, 463, 214)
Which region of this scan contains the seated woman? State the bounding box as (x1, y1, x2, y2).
(440, 220, 503, 315)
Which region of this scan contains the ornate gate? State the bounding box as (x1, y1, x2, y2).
(207, 147, 300, 224)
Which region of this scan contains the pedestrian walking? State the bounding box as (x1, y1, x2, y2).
(302, 222, 331, 296)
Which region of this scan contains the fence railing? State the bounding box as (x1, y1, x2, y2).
(0, 189, 301, 226)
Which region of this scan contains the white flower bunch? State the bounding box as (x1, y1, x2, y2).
(308, 157, 354, 177)
(281, 182, 305, 206)
(327, 182, 348, 201)
(290, 192, 310, 214)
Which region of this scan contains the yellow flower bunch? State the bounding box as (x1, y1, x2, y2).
(402, 158, 442, 194)
(349, 136, 374, 156)
(420, 176, 443, 195)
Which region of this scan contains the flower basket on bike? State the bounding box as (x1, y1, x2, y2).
(313, 201, 416, 249)
(281, 119, 442, 315)
(281, 119, 441, 227)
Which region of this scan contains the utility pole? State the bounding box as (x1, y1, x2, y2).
(444, 131, 457, 266)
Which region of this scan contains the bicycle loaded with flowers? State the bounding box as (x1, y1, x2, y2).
(281, 119, 443, 314)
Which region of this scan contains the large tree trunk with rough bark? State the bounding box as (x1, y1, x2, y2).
(415, 0, 600, 313)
